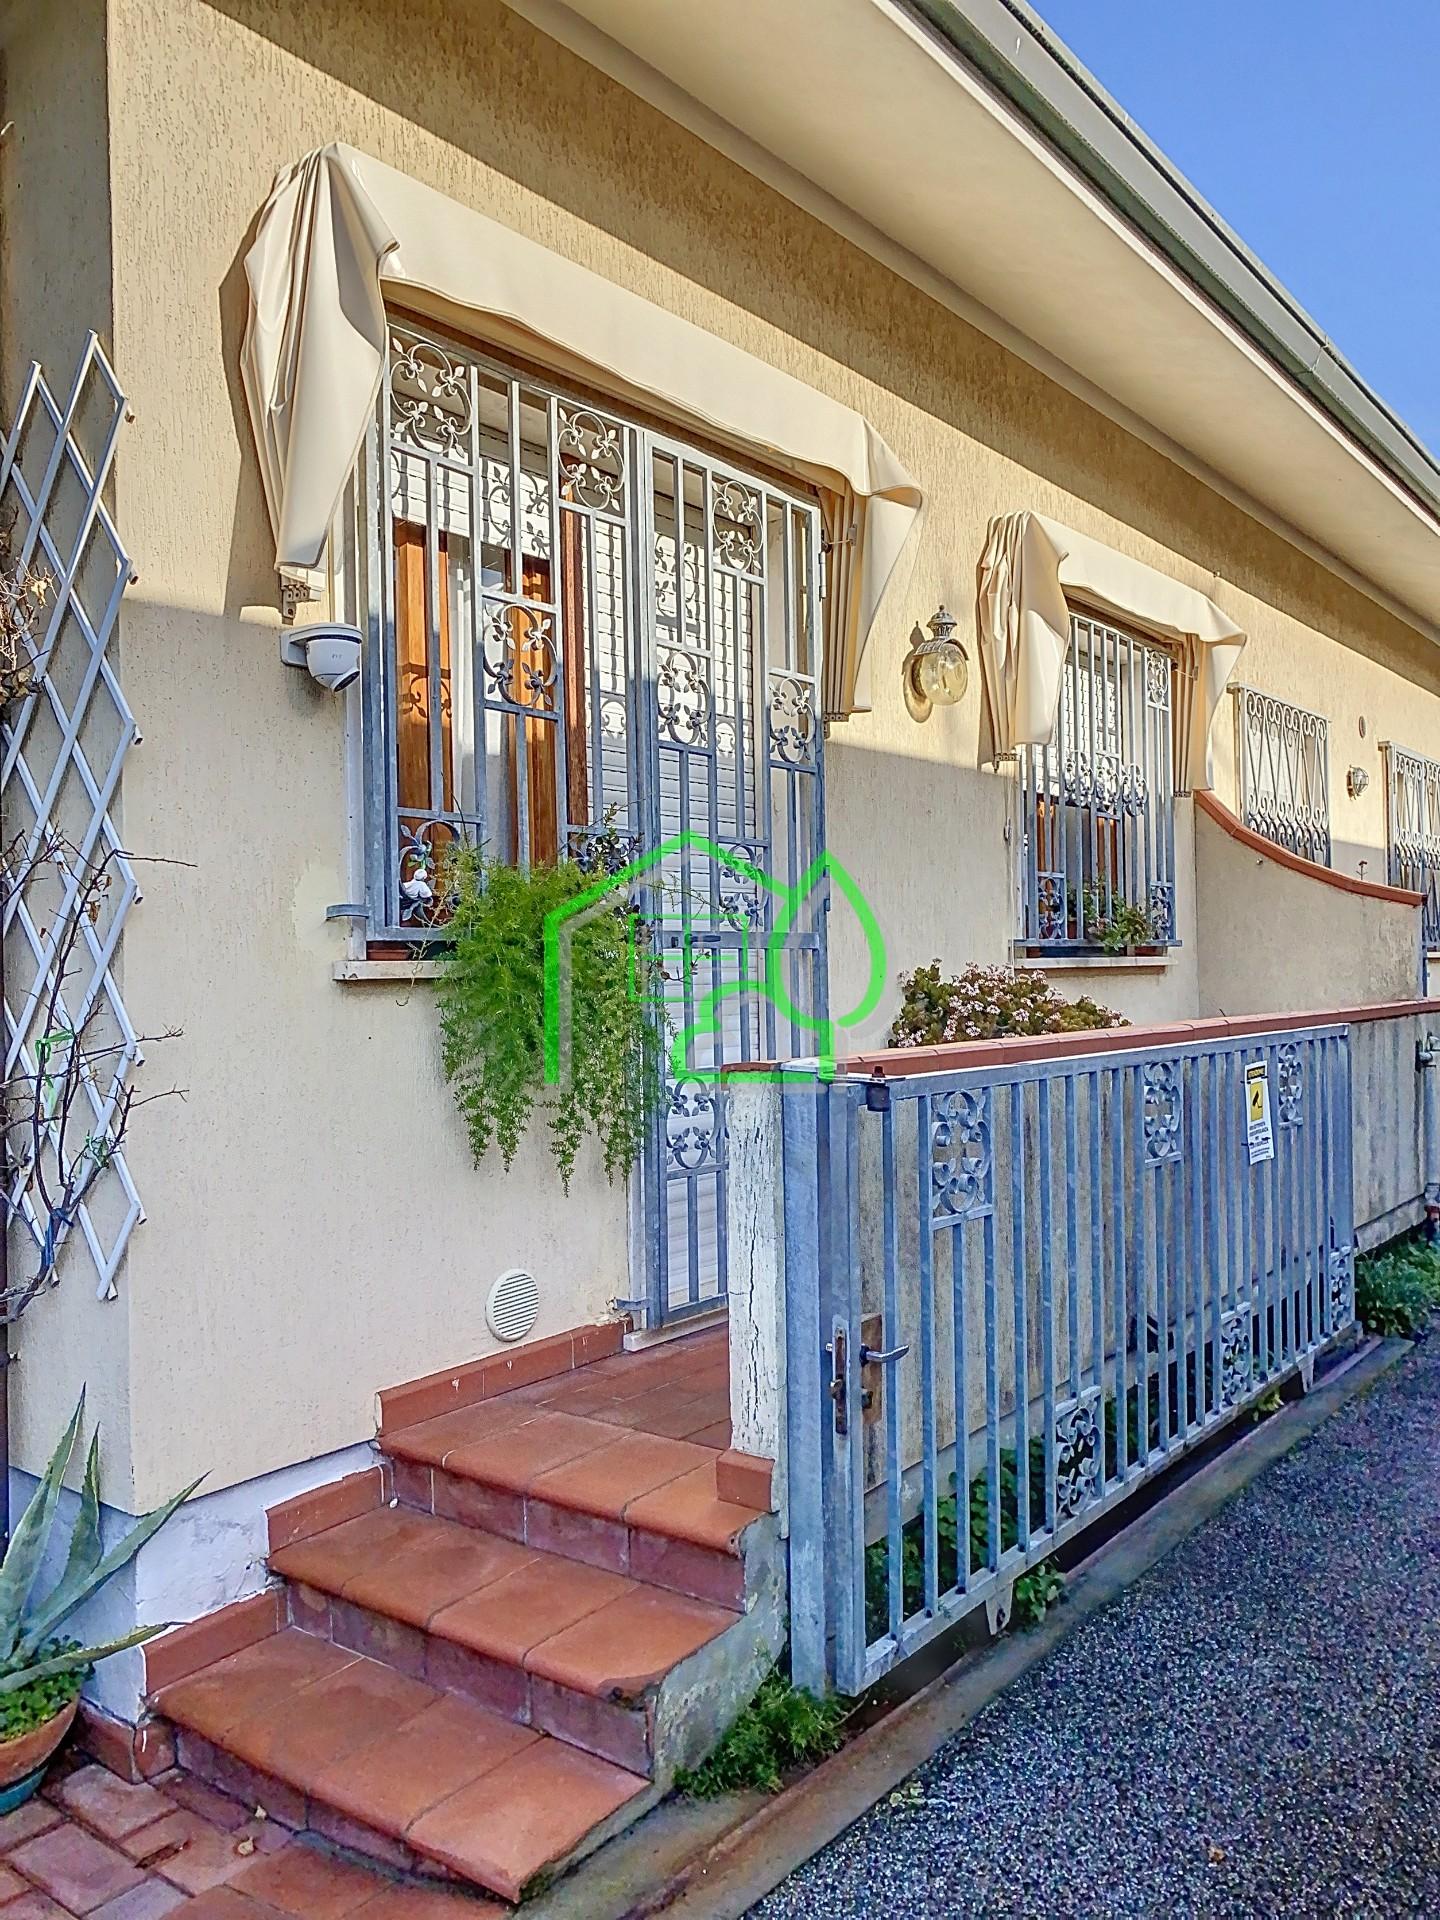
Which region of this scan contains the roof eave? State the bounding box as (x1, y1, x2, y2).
(906, 0, 1440, 521)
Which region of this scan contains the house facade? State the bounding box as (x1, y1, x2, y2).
(2, 0, 1439, 1896)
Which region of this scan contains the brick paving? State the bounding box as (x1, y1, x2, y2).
(0, 1764, 498, 1920)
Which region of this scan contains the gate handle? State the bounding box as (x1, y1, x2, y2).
(860, 1341, 910, 1366)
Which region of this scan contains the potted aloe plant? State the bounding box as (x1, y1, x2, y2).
(0, 1393, 197, 1810)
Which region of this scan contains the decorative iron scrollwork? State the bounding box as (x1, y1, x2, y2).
(1092, 751, 1122, 816)
(557, 406, 627, 514)
(667, 1075, 721, 1172)
(1147, 882, 1175, 945)
(1328, 1244, 1355, 1328)
(1054, 1390, 1103, 1521)
(1120, 762, 1149, 816)
(1144, 649, 1172, 709)
(397, 818, 460, 926)
(388, 335, 473, 458)
(1142, 1059, 1183, 1163)
(481, 604, 558, 711)
(1219, 1304, 1254, 1408)
(712, 479, 764, 575)
(768, 676, 815, 766)
(932, 1089, 993, 1221)
(1277, 1043, 1304, 1126)
(1036, 873, 1067, 943)
(658, 648, 710, 746)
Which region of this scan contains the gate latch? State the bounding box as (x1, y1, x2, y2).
(829, 1323, 910, 1436)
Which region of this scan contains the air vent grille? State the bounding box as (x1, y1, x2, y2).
(486, 1267, 540, 1344)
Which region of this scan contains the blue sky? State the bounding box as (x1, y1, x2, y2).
(1032, 0, 1440, 455)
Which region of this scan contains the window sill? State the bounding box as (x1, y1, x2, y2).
(1013, 949, 1173, 975)
(332, 958, 443, 984)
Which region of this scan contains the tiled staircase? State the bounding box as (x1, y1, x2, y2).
(147, 1329, 781, 1905)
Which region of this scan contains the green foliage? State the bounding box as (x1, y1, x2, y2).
(1079, 890, 1162, 954)
(864, 1436, 1058, 1645)
(0, 1646, 85, 1739)
(890, 962, 1126, 1048)
(436, 845, 666, 1190)
(0, 1394, 197, 1723)
(1355, 1233, 1440, 1338)
(674, 1666, 848, 1798)
(1012, 1560, 1066, 1628)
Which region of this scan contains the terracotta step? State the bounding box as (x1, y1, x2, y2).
(153, 1628, 648, 1904)
(269, 1506, 740, 1773)
(381, 1402, 766, 1608)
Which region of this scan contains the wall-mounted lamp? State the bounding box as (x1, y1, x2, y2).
(1346, 765, 1369, 799)
(904, 605, 968, 718)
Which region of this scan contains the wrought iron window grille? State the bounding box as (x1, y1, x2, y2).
(350, 318, 827, 1330)
(1016, 613, 1180, 953)
(1234, 685, 1331, 867)
(1383, 741, 1440, 950)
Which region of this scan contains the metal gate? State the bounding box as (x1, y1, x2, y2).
(633, 437, 826, 1327)
(782, 1023, 1356, 1696)
(358, 323, 826, 1328)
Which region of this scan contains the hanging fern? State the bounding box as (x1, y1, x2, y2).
(436, 846, 667, 1191)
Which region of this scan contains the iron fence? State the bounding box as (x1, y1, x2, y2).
(782, 1023, 1356, 1696)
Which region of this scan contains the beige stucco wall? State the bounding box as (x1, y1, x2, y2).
(1195, 807, 1420, 1018)
(7, 0, 1440, 1505)
(1350, 1011, 1436, 1249)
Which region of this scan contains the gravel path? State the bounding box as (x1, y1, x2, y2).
(752, 1341, 1440, 1919)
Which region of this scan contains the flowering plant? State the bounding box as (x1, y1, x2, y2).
(889, 961, 1127, 1048)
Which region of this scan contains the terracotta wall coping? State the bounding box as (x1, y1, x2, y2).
(1196, 789, 1422, 906)
(725, 998, 1440, 1083)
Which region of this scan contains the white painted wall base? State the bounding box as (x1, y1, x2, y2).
(9, 1435, 375, 1722)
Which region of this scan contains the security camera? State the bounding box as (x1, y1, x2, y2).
(279, 622, 362, 691)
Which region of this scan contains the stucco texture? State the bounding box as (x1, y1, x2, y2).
(1195, 808, 1419, 1018)
(5, 0, 1439, 1504)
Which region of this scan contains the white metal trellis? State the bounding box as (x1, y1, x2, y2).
(0, 334, 140, 1304)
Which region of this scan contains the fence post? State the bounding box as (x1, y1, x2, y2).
(781, 1067, 830, 1695)
(724, 1076, 786, 1488)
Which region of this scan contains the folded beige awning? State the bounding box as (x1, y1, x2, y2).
(241, 143, 922, 717)
(976, 510, 1247, 790)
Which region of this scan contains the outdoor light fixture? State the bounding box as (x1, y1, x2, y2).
(905, 604, 968, 717)
(1347, 765, 1370, 799)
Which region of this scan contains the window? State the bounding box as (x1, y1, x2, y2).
(349, 320, 823, 947)
(1384, 742, 1440, 949)
(1234, 686, 1331, 866)
(1017, 613, 1179, 951)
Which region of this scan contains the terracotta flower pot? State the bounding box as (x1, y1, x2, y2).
(0, 1697, 79, 1810)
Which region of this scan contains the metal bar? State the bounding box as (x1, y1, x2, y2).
(1129, 1064, 1148, 1467)
(1039, 1077, 1057, 1535)
(1206, 1050, 1223, 1420)
(952, 1161, 972, 1595)
(983, 1160, 1001, 1570)
(1010, 1082, 1031, 1553)
(831, 1083, 867, 1693)
(882, 1096, 904, 1640)
(1110, 1063, 1128, 1483)
(917, 1089, 939, 1615)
